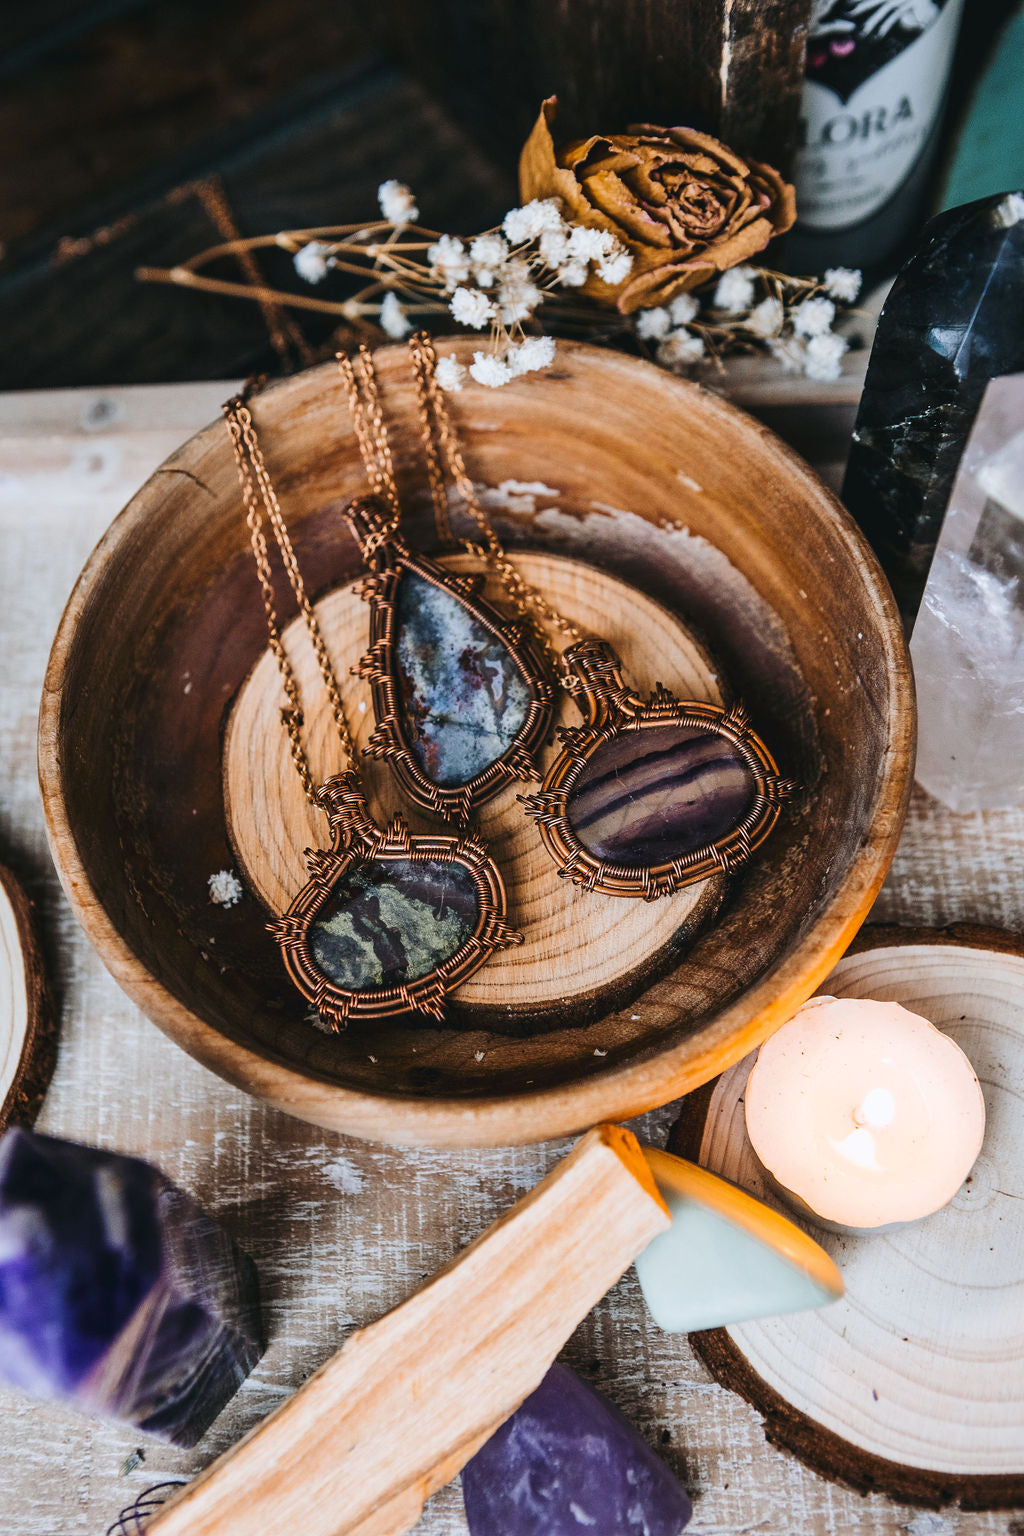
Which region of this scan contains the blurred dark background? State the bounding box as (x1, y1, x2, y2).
(0, 0, 1017, 390)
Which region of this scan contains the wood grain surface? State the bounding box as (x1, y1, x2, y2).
(150, 1125, 670, 1536)
(225, 551, 725, 1013)
(675, 930, 1024, 1509)
(1, 380, 1019, 1535)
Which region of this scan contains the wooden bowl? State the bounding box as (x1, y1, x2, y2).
(38, 339, 913, 1147)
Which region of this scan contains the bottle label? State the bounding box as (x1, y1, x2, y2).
(796, 0, 965, 233)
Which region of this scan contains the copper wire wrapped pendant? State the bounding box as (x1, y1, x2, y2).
(346, 498, 555, 828)
(521, 640, 793, 901)
(269, 774, 521, 1030)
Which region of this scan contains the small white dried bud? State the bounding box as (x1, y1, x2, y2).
(538, 227, 571, 269)
(379, 290, 411, 338)
(768, 336, 808, 373)
(450, 286, 495, 329)
(208, 869, 243, 907)
(803, 330, 849, 381)
(426, 233, 471, 289)
(823, 266, 861, 303)
(597, 248, 633, 285)
(497, 269, 544, 324)
(793, 295, 836, 337)
(657, 331, 706, 370)
(746, 296, 784, 338)
(556, 259, 588, 288)
(503, 198, 565, 244)
(293, 240, 333, 285)
(469, 232, 509, 271)
(567, 224, 615, 261)
(635, 306, 671, 341)
(508, 335, 556, 376)
(377, 179, 419, 225)
(713, 266, 756, 311)
(469, 351, 513, 388)
(435, 354, 468, 392)
(668, 293, 699, 326)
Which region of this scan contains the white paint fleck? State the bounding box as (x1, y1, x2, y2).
(569, 1503, 596, 1526)
(324, 1154, 365, 1195)
(474, 1050, 486, 1062)
(594, 1048, 608, 1057)
(905, 1515, 955, 1536)
(677, 472, 704, 493)
(590, 500, 632, 518)
(477, 479, 561, 516)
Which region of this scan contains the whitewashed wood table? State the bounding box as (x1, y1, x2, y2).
(1, 380, 1021, 1536)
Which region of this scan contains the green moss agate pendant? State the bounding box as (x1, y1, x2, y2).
(269, 774, 522, 1031)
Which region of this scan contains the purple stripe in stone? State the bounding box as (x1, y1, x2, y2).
(567, 723, 756, 867)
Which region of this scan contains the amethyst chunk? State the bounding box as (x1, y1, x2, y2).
(0, 1127, 263, 1446)
(462, 1362, 692, 1536)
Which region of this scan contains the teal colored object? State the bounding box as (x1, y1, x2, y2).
(940, 5, 1024, 211)
(635, 1149, 843, 1334)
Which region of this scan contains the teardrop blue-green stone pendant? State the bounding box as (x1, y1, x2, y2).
(346, 497, 555, 828)
(269, 774, 522, 1031)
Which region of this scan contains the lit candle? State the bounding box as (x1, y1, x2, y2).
(744, 995, 986, 1232)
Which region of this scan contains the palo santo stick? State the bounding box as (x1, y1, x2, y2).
(150, 1124, 669, 1536)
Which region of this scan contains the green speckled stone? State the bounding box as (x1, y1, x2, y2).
(309, 857, 479, 991)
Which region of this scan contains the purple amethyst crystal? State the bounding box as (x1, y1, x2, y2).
(0, 1127, 263, 1446)
(461, 1362, 692, 1536)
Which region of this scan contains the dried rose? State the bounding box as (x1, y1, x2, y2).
(519, 97, 796, 314)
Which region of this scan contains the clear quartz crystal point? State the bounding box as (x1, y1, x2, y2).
(912, 374, 1024, 810)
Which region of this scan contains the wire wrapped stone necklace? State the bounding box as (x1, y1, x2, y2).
(344, 334, 794, 903)
(223, 393, 522, 1032)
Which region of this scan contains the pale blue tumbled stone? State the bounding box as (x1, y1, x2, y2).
(635, 1149, 843, 1333)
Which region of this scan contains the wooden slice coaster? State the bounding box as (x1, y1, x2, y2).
(0, 864, 56, 1131)
(670, 926, 1024, 1509)
(224, 551, 727, 1020)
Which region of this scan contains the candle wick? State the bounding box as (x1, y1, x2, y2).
(853, 1087, 896, 1129)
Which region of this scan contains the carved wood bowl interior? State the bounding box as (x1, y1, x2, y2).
(39, 339, 914, 1147)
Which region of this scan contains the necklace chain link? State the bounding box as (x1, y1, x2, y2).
(225, 396, 359, 806)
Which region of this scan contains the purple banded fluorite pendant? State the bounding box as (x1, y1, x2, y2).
(269, 773, 521, 1030)
(521, 640, 792, 900)
(345, 497, 555, 828)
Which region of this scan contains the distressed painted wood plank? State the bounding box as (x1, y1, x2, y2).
(0, 380, 1018, 1535)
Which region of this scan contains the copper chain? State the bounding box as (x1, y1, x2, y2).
(337, 334, 583, 676)
(225, 395, 359, 806)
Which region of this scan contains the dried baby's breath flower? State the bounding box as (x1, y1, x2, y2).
(427, 233, 471, 289)
(556, 259, 588, 288)
(469, 351, 514, 388)
(450, 286, 495, 329)
(768, 335, 808, 373)
(470, 232, 509, 270)
(377, 179, 419, 225)
(508, 334, 556, 375)
(598, 249, 633, 285)
(668, 293, 700, 325)
(793, 295, 836, 337)
(635, 306, 671, 340)
(293, 240, 333, 284)
(714, 265, 756, 311)
(503, 198, 565, 244)
(824, 266, 861, 303)
(379, 290, 411, 338)
(657, 331, 706, 369)
(804, 330, 849, 381)
(746, 296, 784, 337)
(436, 354, 468, 392)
